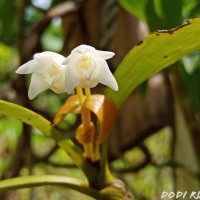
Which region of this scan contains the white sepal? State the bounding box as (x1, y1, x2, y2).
(16, 51, 66, 99)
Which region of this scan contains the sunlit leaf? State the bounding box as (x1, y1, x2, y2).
(0, 175, 101, 199)
(0, 174, 124, 200)
(105, 18, 200, 108)
(0, 100, 97, 181)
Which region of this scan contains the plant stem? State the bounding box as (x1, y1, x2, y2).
(76, 86, 94, 159)
(0, 175, 102, 199)
(0, 175, 129, 200)
(98, 140, 114, 188)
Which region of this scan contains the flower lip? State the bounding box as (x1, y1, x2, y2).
(77, 55, 96, 71)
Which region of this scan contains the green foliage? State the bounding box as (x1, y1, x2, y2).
(182, 0, 200, 18)
(179, 63, 200, 111)
(0, 43, 18, 81)
(0, 175, 99, 198)
(118, 0, 147, 21)
(118, 0, 200, 113)
(154, 0, 183, 29)
(0, 116, 22, 175)
(0, 100, 98, 182)
(42, 19, 64, 52)
(0, 116, 22, 150)
(0, 0, 18, 45)
(105, 18, 200, 108)
(111, 128, 173, 199)
(118, 0, 183, 30)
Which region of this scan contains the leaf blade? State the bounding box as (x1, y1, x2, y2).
(0, 175, 102, 199)
(0, 100, 97, 181)
(105, 18, 200, 108)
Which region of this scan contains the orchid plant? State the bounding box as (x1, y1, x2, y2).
(10, 45, 124, 199)
(1, 18, 200, 200)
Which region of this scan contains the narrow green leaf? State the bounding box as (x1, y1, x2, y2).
(0, 175, 101, 199)
(105, 18, 200, 108)
(0, 100, 97, 181)
(118, 0, 147, 21)
(0, 175, 125, 200)
(145, 0, 163, 31)
(159, 0, 183, 29)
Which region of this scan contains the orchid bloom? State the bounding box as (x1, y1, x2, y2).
(16, 46, 118, 160)
(62, 44, 118, 94)
(16, 51, 66, 100)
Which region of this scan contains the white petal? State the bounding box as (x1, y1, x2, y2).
(34, 52, 65, 72)
(63, 66, 79, 94)
(95, 59, 118, 91)
(50, 68, 66, 94)
(16, 52, 65, 75)
(44, 76, 54, 85)
(72, 44, 95, 54)
(16, 60, 36, 74)
(62, 54, 72, 65)
(97, 50, 115, 60)
(34, 51, 64, 60)
(28, 74, 49, 100)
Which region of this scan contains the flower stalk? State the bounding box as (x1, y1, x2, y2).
(76, 86, 95, 160)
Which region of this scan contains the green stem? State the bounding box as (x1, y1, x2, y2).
(0, 100, 97, 183)
(0, 175, 101, 199)
(98, 140, 114, 189)
(0, 175, 127, 200)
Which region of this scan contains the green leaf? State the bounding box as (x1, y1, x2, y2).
(179, 64, 200, 111)
(145, 0, 163, 31)
(0, 0, 18, 45)
(0, 100, 97, 182)
(118, 0, 183, 31)
(105, 18, 200, 108)
(183, 0, 200, 18)
(118, 0, 147, 21)
(0, 175, 126, 200)
(158, 0, 183, 29)
(0, 175, 101, 199)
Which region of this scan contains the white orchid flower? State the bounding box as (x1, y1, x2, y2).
(16, 51, 66, 100)
(62, 44, 118, 94)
